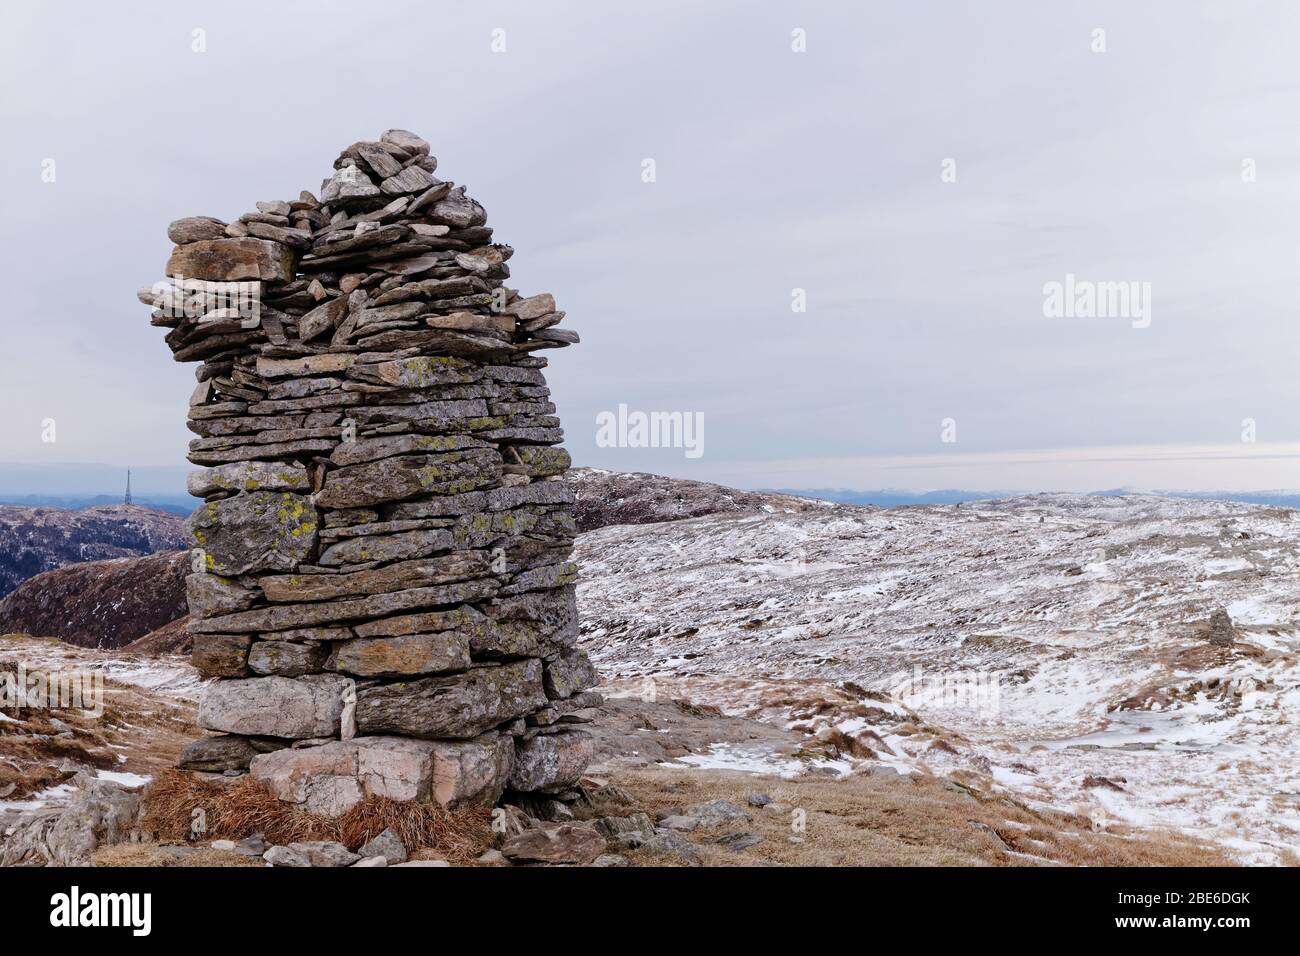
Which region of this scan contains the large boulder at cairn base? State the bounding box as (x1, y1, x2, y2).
(249, 734, 512, 816)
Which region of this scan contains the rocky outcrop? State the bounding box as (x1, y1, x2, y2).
(0, 771, 147, 866)
(0, 504, 185, 599)
(561, 468, 836, 532)
(0, 549, 188, 649)
(144, 130, 597, 817)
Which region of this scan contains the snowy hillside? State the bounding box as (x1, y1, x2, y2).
(576, 491, 1300, 863)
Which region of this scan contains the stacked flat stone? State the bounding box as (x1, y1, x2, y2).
(139, 130, 598, 817)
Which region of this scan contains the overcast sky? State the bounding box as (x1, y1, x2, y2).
(3, 0, 1300, 493)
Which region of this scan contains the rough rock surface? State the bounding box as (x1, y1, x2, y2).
(509, 730, 594, 792)
(0, 546, 187, 649)
(248, 734, 490, 816)
(1208, 608, 1238, 647)
(146, 130, 597, 818)
(0, 772, 146, 866)
(499, 823, 606, 865)
(198, 674, 350, 739)
(560, 468, 837, 532)
(0, 503, 185, 600)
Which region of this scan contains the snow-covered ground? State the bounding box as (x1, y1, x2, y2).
(0, 638, 201, 702)
(0, 637, 197, 823)
(577, 492, 1300, 863)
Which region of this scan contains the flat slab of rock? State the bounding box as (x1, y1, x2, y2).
(197, 674, 349, 739)
(256, 353, 355, 378)
(167, 238, 295, 282)
(356, 659, 546, 739)
(259, 552, 486, 603)
(329, 631, 471, 678)
(188, 578, 501, 633)
(287, 840, 360, 867)
(188, 461, 310, 497)
(500, 823, 606, 865)
(177, 734, 260, 773)
(315, 449, 501, 509)
(249, 640, 326, 676)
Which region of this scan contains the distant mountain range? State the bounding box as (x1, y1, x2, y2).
(0, 494, 196, 515)
(0, 462, 198, 515)
(3, 462, 1300, 517)
(770, 487, 1300, 510)
(0, 503, 187, 599)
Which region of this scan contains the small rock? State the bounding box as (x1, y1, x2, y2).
(714, 831, 763, 851)
(864, 765, 902, 779)
(158, 846, 203, 862)
(746, 791, 772, 807)
(234, 834, 268, 857)
(592, 812, 656, 849)
(168, 216, 227, 244)
(392, 859, 450, 867)
(680, 799, 749, 827)
(263, 845, 312, 867)
(642, 830, 702, 866)
(286, 840, 361, 867)
(658, 815, 699, 832)
(590, 854, 628, 867)
(352, 856, 388, 867)
(477, 849, 506, 865)
(357, 826, 408, 865)
(381, 129, 432, 156)
(970, 821, 1011, 851)
(491, 804, 536, 844)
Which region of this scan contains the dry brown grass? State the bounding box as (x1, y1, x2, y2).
(606, 765, 1234, 867)
(142, 769, 492, 864)
(92, 844, 265, 868)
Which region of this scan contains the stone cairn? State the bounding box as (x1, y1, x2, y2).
(139, 130, 598, 818)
